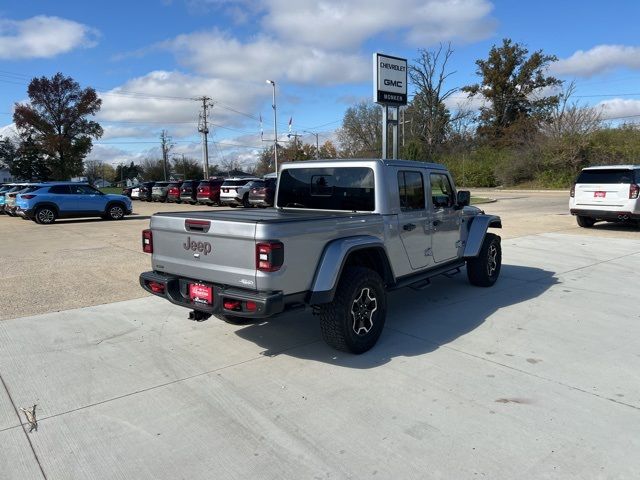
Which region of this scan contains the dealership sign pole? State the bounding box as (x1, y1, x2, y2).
(373, 53, 407, 160)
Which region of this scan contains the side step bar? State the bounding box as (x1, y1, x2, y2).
(390, 260, 466, 291)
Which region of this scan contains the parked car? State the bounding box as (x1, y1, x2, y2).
(151, 181, 170, 202)
(130, 185, 141, 200)
(249, 177, 277, 207)
(4, 184, 34, 216)
(0, 183, 18, 214)
(570, 165, 640, 227)
(165, 181, 184, 203)
(15, 182, 132, 224)
(139, 182, 155, 202)
(196, 178, 225, 206)
(122, 186, 133, 198)
(219, 177, 260, 207)
(179, 180, 201, 204)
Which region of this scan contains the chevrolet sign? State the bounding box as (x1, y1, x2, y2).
(373, 53, 408, 106)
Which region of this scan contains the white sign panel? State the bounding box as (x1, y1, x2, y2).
(373, 53, 408, 105)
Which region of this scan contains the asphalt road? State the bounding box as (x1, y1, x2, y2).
(0, 224, 638, 478)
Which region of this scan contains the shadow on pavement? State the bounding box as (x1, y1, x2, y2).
(234, 265, 557, 369)
(52, 215, 152, 224)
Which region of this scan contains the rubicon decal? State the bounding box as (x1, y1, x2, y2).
(183, 236, 212, 255)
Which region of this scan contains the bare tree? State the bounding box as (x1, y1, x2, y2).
(544, 81, 602, 139)
(407, 43, 459, 156)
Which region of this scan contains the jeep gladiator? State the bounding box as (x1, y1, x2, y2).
(140, 159, 502, 353)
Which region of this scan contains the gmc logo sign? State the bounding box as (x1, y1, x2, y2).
(384, 79, 403, 88)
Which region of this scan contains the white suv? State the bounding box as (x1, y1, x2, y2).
(219, 177, 260, 207)
(570, 165, 640, 227)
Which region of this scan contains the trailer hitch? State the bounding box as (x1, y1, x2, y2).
(188, 310, 211, 322)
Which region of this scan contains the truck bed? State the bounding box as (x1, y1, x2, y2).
(153, 208, 379, 224)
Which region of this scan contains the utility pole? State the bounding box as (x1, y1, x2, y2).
(160, 130, 173, 181)
(266, 80, 278, 173)
(196, 96, 214, 179)
(303, 130, 320, 159)
(287, 132, 302, 161)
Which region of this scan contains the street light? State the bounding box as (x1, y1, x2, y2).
(303, 130, 320, 159)
(266, 80, 278, 173)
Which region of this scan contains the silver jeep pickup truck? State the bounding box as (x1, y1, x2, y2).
(140, 159, 502, 353)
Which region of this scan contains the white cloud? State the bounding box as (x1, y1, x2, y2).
(0, 123, 18, 140)
(553, 45, 640, 78)
(262, 0, 495, 49)
(0, 15, 98, 60)
(163, 30, 369, 85)
(597, 98, 640, 121)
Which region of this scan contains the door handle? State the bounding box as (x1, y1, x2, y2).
(403, 223, 416, 231)
(432, 220, 441, 227)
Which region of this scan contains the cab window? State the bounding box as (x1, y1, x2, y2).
(397, 171, 425, 211)
(430, 173, 455, 208)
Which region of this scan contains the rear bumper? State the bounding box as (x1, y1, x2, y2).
(570, 208, 640, 221)
(139, 271, 285, 318)
(249, 199, 271, 207)
(166, 195, 181, 203)
(220, 196, 242, 205)
(16, 207, 33, 218)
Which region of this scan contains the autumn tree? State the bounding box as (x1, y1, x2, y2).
(318, 140, 338, 159)
(13, 73, 103, 179)
(84, 160, 115, 183)
(337, 101, 382, 157)
(463, 39, 562, 144)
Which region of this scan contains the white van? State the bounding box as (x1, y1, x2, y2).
(569, 165, 640, 227)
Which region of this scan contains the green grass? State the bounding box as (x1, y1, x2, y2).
(99, 187, 123, 195)
(470, 196, 494, 205)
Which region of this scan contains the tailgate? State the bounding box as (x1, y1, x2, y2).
(575, 183, 628, 207)
(150, 214, 257, 289)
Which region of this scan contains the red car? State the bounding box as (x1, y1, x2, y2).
(165, 181, 184, 203)
(196, 178, 225, 206)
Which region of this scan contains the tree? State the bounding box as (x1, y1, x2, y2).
(337, 101, 382, 157)
(84, 160, 115, 183)
(318, 140, 338, 159)
(407, 43, 459, 157)
(13, 72, 103, 179)
(9, 135, 51, 181)
(172, 155, 203, 180)
(0, 137, 16, 170)
(141, 158, 166, 181)
(114, 161, 143, 183)
(463, 38, 562, 144)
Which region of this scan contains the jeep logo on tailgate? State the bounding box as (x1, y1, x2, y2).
(183, 236, 212, 255)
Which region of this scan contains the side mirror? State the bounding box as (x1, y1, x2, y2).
(456, 190, 470, 208)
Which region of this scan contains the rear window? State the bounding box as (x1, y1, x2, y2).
(277, 167, 375, 211)
(197, 181, 210, 188)
(577, 169, 638, 184)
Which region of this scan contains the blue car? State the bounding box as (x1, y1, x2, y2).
(15, 182, 133, 224)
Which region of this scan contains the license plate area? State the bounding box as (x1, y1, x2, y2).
(189, 283, 213, 304)
(594, 191, 606, 198)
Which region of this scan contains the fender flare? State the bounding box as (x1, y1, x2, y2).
(32, 202, 60, 215)
(463, 214, 502, 258)
(308, 235, 391, 305)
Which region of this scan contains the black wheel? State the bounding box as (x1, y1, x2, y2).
(35, 206, 56, 224)
(467, 233, 501, 287)
(317, 266, 387, 354)
(229, 204, 237, 208)
(106, 203, 125, 220)
(576, 215, 595, 228)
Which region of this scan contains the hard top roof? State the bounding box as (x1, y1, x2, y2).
(280, 158, 447, 170)
(582, 165, 640, 171)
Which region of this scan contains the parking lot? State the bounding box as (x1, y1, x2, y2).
(1, 192, 639, 479)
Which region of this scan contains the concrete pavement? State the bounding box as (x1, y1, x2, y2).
(1, 233, 639, 479)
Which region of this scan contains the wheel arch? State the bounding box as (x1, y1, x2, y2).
(33, 202, 60, 215)
(463, 214, 502, 258)
(308, 236, 394, 305)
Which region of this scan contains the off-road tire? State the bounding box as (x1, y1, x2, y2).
(317, 266, 387, 354)
(576, 215, 595, 228)
(35, 206, 56, 224)
(467, 233, 501, 287)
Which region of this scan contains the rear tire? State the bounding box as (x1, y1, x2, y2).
(576, 215, 595, 228)
(317, 266, 387, 354)
(467, 233, 501, 287)
(35, 206, 56, 225)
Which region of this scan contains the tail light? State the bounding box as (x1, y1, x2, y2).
(569, 184, 575, 198)
(148, 281, 165, 293)
(199, 186, 210, 195)
(168, 187, 179, 196)
(21, 194, 37, 199)
(630, 184, 639, 199)
(256, 241, 284, 272)
(142, 229, 153, 253)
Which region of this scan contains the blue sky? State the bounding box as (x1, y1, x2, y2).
(2, 0, 640, 169)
